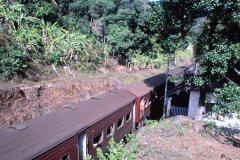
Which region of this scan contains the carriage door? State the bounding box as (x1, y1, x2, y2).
(78, 133, 87, 160)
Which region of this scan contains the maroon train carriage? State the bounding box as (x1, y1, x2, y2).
(121, 63, 197, 126)
(121, 81, 152, 129)
(0, 90, 136, 160)
(119, 64, 195, 134)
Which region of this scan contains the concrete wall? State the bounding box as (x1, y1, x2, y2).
(188, 90, 200, 118)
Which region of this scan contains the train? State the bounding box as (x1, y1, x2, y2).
(0, 63, 196, 160)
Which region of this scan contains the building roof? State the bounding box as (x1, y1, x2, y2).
(0, 90, 135, 160)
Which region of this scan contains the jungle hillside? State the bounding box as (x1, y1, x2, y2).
(0, 0, 240, 118)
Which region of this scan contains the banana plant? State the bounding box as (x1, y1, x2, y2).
(61, 29, 92, 62)
(22, 25, 41, 53)
(128, 52, 151, 69)
(0, 0, 25, 28)
(40, 21, 63, 55)
(151, 54, 166, 68)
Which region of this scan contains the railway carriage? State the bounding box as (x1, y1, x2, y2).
(121, 82, 153, 129)
(0, 63, 197, 160)
(0, 90, 136, 160)
(116, 63, 197, 129)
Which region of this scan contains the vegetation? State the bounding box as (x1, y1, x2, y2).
(97, 134, 138, 160)
(153, 0, 240, 115)
(0, 0, 194, 82)
(96, 119, 196, 159)
(0, 0, 239, 118)
(213, 82, 240, 116)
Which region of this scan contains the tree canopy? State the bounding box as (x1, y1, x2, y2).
(152, 0, 240, 114)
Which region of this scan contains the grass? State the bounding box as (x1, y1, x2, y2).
(204, 119, 216, 131)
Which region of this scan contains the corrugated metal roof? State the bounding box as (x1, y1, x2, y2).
(0, 90, 135, 160)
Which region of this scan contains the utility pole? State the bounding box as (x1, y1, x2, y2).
(163, 53, 170, 118)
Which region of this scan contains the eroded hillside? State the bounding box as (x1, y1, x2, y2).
(0, 76, 124, 129)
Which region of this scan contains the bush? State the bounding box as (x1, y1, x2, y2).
(97, 134, 138, 160)
(47, 50, 61, 66)
(176, 50, 192, 62)
(0, 43, 28, 80)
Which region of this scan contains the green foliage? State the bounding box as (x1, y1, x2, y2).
(213, 82, 240, 114)
(12, 24, 41, 53)
(0, 0, 196, 82)
(150, 54, 166, 67)
(192, 75, 205, 87)
(97, 137, 125, 160)
(97, 134, 138, 160)
(0, 43, 28, 80)
(128, 52, 166, 69)
(0, 0, 25, 27)
(204, 119, 216, 131)
(191, 0, 240, 83)
(129, 52, 150, 66)
(107, 25, 135, 56)
(84, 154, 92, 160)
(176, 50, 192, 62)
(34, 1, 54, 18)
(144, 119, 161, 130)
(48, 51, 61, 66)
(151, 0, 240, 116)
(169, 75, 182, 83)
(170, 72, 204, 87)
(228, 141, 234, 146)
(148, 1, 196, 53)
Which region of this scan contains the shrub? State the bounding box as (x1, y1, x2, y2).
(0, 42, 28, 80)
(47, 50, 61, 66)
(97, 134, 138, 160)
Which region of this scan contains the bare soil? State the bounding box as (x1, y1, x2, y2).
(0, 59, 170, 129)
(135, 116, 240, 160)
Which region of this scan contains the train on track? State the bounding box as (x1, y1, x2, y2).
(0, 63, 196, 160)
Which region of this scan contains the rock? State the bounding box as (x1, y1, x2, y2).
(47, 83, 53, 88)
(33, 84, 43, 90)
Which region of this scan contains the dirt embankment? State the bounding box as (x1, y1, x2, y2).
(0, 58, 192, 130)
(135, 116, 240, 160)
(0, 77, 124, 129)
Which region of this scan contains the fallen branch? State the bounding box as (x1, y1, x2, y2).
(64, 66, 76, 77)
(52, 64, 59, 77)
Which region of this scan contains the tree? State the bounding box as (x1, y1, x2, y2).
(213, 82, 240, 116)
(148, 1, 198, 53)
(68, 0, 152, 57)
(150, 0, 240, 114)
(193, 1, 240, 82)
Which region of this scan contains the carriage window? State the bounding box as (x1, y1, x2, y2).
(145, 100, 149, 108)
(93, 131, 103, 147)
(117, 117, 124, 129)
(126, 112, 131, 122)
(106, 123, 115, 137)
(61, 154, 70, 160)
